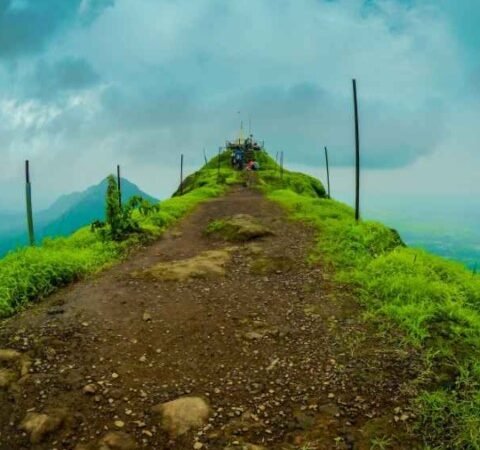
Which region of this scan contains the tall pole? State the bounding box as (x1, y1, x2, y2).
(180, 154, 184, 195)
(117, 164, 122, 209)
(280, 151, 284, 182)
(353, 79, 361, 221)
(203, 148, 208, 165)
(275, 151, 279, 174)
(217, 147, 221, 183)
(324, 146, 331, 198)
(25, 160, 35, 246)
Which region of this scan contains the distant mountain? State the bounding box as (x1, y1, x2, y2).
(0, 178, 158, 257)
(39, 178, 157, 238)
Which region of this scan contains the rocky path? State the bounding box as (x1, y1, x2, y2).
(0, 188, 422, 450)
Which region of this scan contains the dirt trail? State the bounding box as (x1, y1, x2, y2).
(0, 188, 422, 450)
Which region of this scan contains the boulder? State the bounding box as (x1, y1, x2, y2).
(206, 215, 272, 242)
(140, 249, 236, 282)
(152, 396, 211, 437)
(20, 409, 67, 444)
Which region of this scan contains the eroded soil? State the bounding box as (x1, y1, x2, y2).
(0, 188, 423, 450)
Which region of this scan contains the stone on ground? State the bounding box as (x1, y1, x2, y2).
(206, 214, 272, 242)
(74, 432, 137, 450)
(0, 348, 31, 377)
(99, 431, 137, 450)
(20, 409, 67, 444)
(138, 249, 236, 281)
(152, 396, 211, 437)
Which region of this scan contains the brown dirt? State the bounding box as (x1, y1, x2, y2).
(0, 187, 423, 450)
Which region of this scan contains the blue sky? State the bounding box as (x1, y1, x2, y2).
(0, 0, 479, 209)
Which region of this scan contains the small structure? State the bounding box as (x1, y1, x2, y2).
(226, 123, 263, 170)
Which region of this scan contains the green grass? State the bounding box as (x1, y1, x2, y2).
(0, 229, 119, 315)
(0, 152, 237, 317)
(370, 436, 393, 450)
(205, 219, 228, 235)
(255, 152, 480, 449)
(2, 148, 480, 448)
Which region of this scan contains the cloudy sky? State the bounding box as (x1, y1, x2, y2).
(0, 0, 479, 210)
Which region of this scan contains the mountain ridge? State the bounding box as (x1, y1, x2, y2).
(0, 177, 157, 256)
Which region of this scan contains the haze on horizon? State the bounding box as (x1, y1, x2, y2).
(0, 0, 479, 211)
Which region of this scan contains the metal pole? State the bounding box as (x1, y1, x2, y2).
(217, 147, 221, 183)
(180, 154, 184, 195)
(117, 164, 122, 209)
(324, 146, 331, 198)
(353, 79, 361, 221)
(25, 160, 35, 246)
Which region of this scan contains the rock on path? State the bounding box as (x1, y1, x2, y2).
(152, 396, 211, 437)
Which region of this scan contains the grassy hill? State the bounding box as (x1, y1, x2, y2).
(0, 150, 479, 448)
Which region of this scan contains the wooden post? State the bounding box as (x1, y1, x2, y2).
(353, 79, 361, 221)
(217, 147, 221, 183)
(25, 160, 35, 246)
(203, 148, 208, 165)
(280, 151, 284, 182)
(180, 154, 184, 195)
(117, 164, 122, 208)
(324, 146, 331, 198)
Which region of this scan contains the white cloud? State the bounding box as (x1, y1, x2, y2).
(0, 0, 478, 209)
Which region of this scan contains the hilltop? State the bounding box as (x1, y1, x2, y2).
(0, 151, 479, 449)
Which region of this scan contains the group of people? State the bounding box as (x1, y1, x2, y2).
(230, 149, 260, 171)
